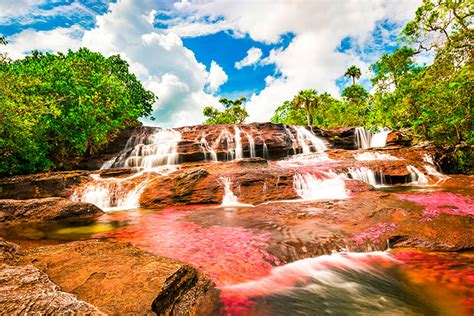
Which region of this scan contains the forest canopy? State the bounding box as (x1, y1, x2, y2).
(0, 46, 156, 176)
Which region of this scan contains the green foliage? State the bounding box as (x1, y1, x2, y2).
(270, 101, 307, 125)
(292, 89, 319, 126)
(0, 48, 156, 176)
(203, 97, 248, 124)
(344, 65, 362, 85)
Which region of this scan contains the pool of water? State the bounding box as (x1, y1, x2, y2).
(2, 203, 473, 315)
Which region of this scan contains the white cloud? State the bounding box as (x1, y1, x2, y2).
(235, 47, 262, 69)
(207, 60, 228, 93)
(180, 0, 422, 122)
(2, 26, 83, 60)
(81, 0, 222, 127)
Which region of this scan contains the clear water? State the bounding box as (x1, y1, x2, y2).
(2, 203, 472, 315)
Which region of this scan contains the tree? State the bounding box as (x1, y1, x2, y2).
(344, 65, 362, 85)
(270, 100, 307, 125)
(203, 97, 248, 124)
(292, 89, 318, 126)
(0, 48, 156, 176)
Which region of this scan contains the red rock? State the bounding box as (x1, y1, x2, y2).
(0, 197, 104, 224)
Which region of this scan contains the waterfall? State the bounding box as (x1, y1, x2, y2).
(354, 152, 400, 161)
(234, 126, 243, 160)
(200, 135, 218, 162)
(243, 130, 256, 158)
(71, 174, 148, 211)
(348, 167, 384, 186)
(105, 128, 181, 171)
(284, 125, 298, 154)
(354, 127, 390, 149)
(422, 154, 435, 165)
(293, 126, 327, 153)
(424, 165, 449, 184)
(262, 141, 269, 159)
(293, 173, 348, 200)
(75, 127, 182, 211)
(407, 165, 429, 185)
(220, 177, 254, 207)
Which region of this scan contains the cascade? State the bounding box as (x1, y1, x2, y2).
(104, 128, 181, 171)
(220, 177, 254, 207)
(293, 173, 348, 200)
(354, 152, 400, 161)
(407, 165, 429, 185)
(293, 126, 327, 153)
(262, 141, 269, 159)
(71, 174, 148, 211)
(424, 165, 449, 184)
(75, 127, 182, 211)
(234, 126, 243, 160)
(243, 130, 256, 158)
(354, 127, 390, 149)
(200, 135, 218, 162)
(422, 154, 435, 165)
(348, 167, 384, 186)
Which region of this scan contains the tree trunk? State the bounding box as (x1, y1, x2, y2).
(306, 109, 311, 126)
(352, 76, 355, 85)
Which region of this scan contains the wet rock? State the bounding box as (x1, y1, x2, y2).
(0, 238, 20, 265)
(0, 171, 90, 199)
(0, 264, 104, 315)
(0, 197, 104, 224)
(140, 160, 299, 207)
(17, 240, 217, 315)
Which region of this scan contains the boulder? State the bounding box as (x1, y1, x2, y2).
(0, 197, 104, 224)
(17, 240, 217, 315)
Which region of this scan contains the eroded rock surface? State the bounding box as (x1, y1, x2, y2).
(17, 240, 217, 315)
(0, 171, 89, 199)
(0, 264, 104, 315)
(0, 197, 104, 224)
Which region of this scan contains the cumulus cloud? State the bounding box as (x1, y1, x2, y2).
(2, 0, 423, 126)
(235, 47, 262, 69)
(2, 26, 83, 60)
(81, 1, 221, 127)
(208, 61, 228, 92)
(178, 0, 421, 122)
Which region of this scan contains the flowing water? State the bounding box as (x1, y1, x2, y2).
(3, 203, 471, 315)
(355, 127, 390, 149)
(4, 124, 470, 315)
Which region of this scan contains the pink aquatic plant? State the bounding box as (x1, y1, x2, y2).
(351, 223, 398, 246)
(396, 192, 474, 221)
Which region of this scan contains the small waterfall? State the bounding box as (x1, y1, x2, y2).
(407, 165, 429, 185)
(424, 165, 449, 184)
(200, 135, 218, 162)
(71, 174, 148, 211)
(354, 152, 400, 161)
(234, 126, 243, 160)
(106, 128, 181, 171)
(293, 126, 327, 153)
(262, 141, 269, 159)
(293, 173, 348, 200)
(422, 154, 435, 165)
(348, 167, 384, 186)
(243, 130, 256, 158)
(220, 177, 253, 207)
(354, 127, 390, 149)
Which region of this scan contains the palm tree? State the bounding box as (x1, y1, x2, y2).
(292, 89, 318, 126)
(344, 65, 362, 85)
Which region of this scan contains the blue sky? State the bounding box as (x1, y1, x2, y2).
(0, 0, 421, 127)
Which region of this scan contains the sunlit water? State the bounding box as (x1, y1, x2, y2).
(2, 201, 472, 315)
